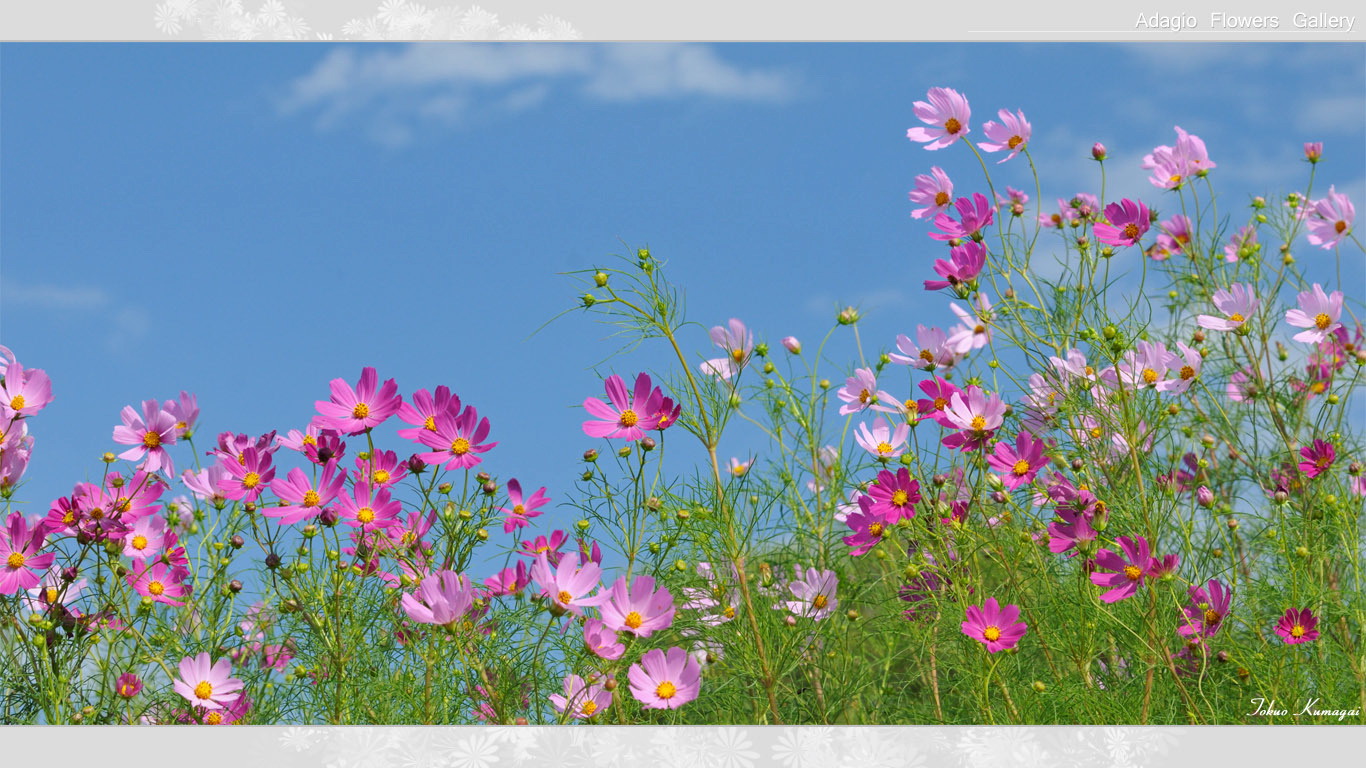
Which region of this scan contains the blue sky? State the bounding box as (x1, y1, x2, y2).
(2, 43, 1363, 532)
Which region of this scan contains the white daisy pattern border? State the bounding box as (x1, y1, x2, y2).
(152, 1, 579, 40)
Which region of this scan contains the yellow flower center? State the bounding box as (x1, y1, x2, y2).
(1229, 313, 1245, 324)
(9, 395, 25, 410)
(983, 625, 1002, 642)
(1314, 312, 1332, 330)
(194, 681, 213, 700)
(1291, 624, 1306, 638)
(891, 489, 909, 507)
(62, 510, 75, 525)
(1335, 220, 1348, 234)
(876, 442, 894, 455)
(1122, 223, 1140, 240)
(624, 611, 644, 629)
(175, 421, 188, 431)
(143, 431, 162, 449)
(1180, 365, 1195, 380)
(450, 438, 471, 455)
(1012, 459, 1031, 476)
(581, 700, 598, 716)
(242, 472, 261, 489)
(46, 588, 58, 603)
(868, 522, 884, 537)
(1142, 368, 1159, 384)
(933, 397, 947, 410)
(730, 348, 746, 364)
(351, 402, 370, 420)
(148, 581, 165, 596)
(619, 410, 639, 427)
(557, 590, 573, 605)
(655, 681, 677, 700)
(1089, 427, 1104, 439)
(422, 415, 436, 431)
(132, 535, 148, 551)
(813, 594, 829, 609)
(1007, 135, 1023, 149)
(970, 416, 986, 431)
(89, 507, 105, 520)
(723, 605, 736, 618)
(934, 191, 950, 206)
(373, 469, 390, 484)
(944, 117, 962, 135)
(356, 507, 375, 524)
(6, 552, 25, 569)
(974, 324, 986, 334)
(205, 711, 223, 725)
(303, 434, 317, 446)
(302, 490, 321, 507)
(116, 498, 131, 513)
(1122, 565, 1143, 581)
(1311, 381, 1327, 394)
(1204, 609, 1221, 625)
(904, 400, 919, 413)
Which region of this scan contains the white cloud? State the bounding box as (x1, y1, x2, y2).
(279, 43, 798, 143)
(0, 279, 109, 310)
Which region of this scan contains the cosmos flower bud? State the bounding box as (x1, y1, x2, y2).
(1070, 458, 1085, 471)
(319, 508, 339, 527)
(991, 491, 1008, 504)
(640, 437, 656, 452)
(101, 452, 117, 463)
(593, 271, 609, 287)
(230, 535, 245, 549)
(783, 615, 797, 627)
(618, 445, 632, 458)
(781, 336, 801, 354)
(838, 307, 860, 325)
(1033, 680, 1047, 692)
(482, 481, 498, 495)
(582, 294, 597, 307)
(1091, 142, 1107, 161)
(228, 579, 243, 593)
(405, 455, 427, 474)
(755, 342, 770, 357)
(1196, 486, 1215, 508)
(1304, 142, 1322, 163)
(583, 449, 598, 462)
(265, 552, 281, 570)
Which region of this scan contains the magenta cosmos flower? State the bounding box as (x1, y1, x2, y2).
(173, 652, 244, 711)
(416, 406, 496, 470)
(867, 467, 921, 522)
(218, 446, 276, 504)
(855, 416, 909, 460)
(127, 561, 190, 606)
(837, 368, 900, 416)
(1298, 439, 1336, 479)
(628, 646, 702, 710)
(782, 565, 839, 620)
(1, 512, 54, 595)
(842, 495, 890, 556)
(1285, 284, 1344, 344)
(930, 193, 995, 242)
(116, 673, 143, 699)
(978, 108, 1031, 163)
(1090, 535, 1156, 603)
(313, 367, 403, 436)
(265, 463, 345, 525)
(700, 318, 754, 380)
(1306, 186, 1354, 249)
(500, 479, 550, 534)
(600, 574, 676, 638)
(0, 360, 54, 420)
(1275, 607, 1320, 644)
(1093, 199, 1151, 248)
(909, 166, 954, 219)
(1197, 283, 1259, 333)
(961, 597, 1028, 653)
(112, 399, 178, 475)
(531, 551, 609, 616)
(582, 373, 663, 440)
(551, 674, 613, 720)
(906, 87, 971, 150)
(986, 431, 1049, 490)
(1180, 579, 1232, 638)
(395, 385, 461, 441)
(925, 241, 987, 293)
(335, 482, 402, 529)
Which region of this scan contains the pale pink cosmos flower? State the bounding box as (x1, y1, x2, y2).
(978, 108, 1031, 163)
(908, 166, 955, 219)
(550, 674, 613, 720)
(837, 368, 900, 416)
(112, 399, 178, 475)
(1197, 284, 1258, 332)
(1149, 214, 1192, 260)
(181, 466, 232, 507)
(401, 570, 480, 627)
(1, 512, 53, 595)
(727, 456, 755, 477)
(600, 574, 676, 638)
(1142, 126, 1216, 189)
(1223, 224, 1259, 263)
(164, 391, 199, 439)
(122, 514, 167, 561)
(1158, 343, 1202, 394)
(583, 618, 625, 660)
(1121, 340, 1178, 390)
(1226, 367, 1257, 403)
(891, 325, 957, 371)
(628, 647, 702, 710)
(780, 336, 801, 354)
(0, 361, 54, 420)
(582, 373, 663, 440)
(1305, 186, 1353, 249)
(783, 566, 838, 620)
(700, 318, 753, 380)
(173, 653, 244, 711)
(1304, 142, 1323, 162)
(942, 386, 1006, 452)
(1285, 284, 1344, 344)
(312, 367, 403, 436)
(531, 551, 610, 616)
(855, 417, 909, 460)
(946, 293, 993, 354)
(906, 87, 971, 150)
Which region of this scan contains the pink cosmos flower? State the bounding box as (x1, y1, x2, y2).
(1304, 142, 1323, 162)
(112, 399, 178, 475)
(173, 653, 244, 711)
(854, 417, 909, 460)
(1142, 126, 1216, 189)
(116, 673, 143, 699)
(1285, 284, 1344, 344)
(417, 406, 496, 470)
(891, 325, 957, 371)
(946, 293, 993, 355)
(1090, 535, 1155, 603)
(500, 479, 550, 534)
(1298, 439, 1336, 479)
(395, 385, 461, 442)
(916, 377, 964, 427)
(1047, 506, 1098, 556)
(584, 618, 626, 660)
(304, 430, 347, 466)
(127, 561, 190, 606)
(837, 368, 899, 415)
(181, 466, 232, 508)
(550, 674, 613, 720)
(1, 512, 53, 595)
(628, 646, 702, 710)
(164, 391, 199, 439)
(518, 530, 570, 565)
(1157, 343, 1202, 394)
(122, 514, 167, 561)
(1275, 608, 1320, 644)
(727, 456, 755, 477)
(924, 241, 986, 292)
(353, 449, 406, 489)
(335, 482, 402, 529)
(987, 431, 1048, 490)
(978, 108, 1031, 163)
(930, 193, 995, 242)
(1197, 284, 1259, 332)
(909, 166, 954, 219)
(1093, 199, 1151, 248)
(1180, 579, 1231, 638)
(995, 186, 1029, 212)
(1306, 186, 1354, 249)
(531, 551, 610, 616)
(700, 318, 754, 380)
(1121, 340, 1178, 390)
(941, 386, 1006, 452)
(906, 87, 971, 150)
(1149, 214, 1192, 260)
(218, 447, 276, 504)
(1223, 224, 1258, 263)
(961, 597, 1027, 653)
(866, 467, 921, 522)
(483, 561, 531, 598)
(783, 566, 839, 620)
(265, 463, 346, 525)
(0, 361, 54, 420)
(582, 373, 663, 440)
(842, 495, 890, 556)
(781, 336, 801, 354)
(312, 367, 403, 436)
(600, 575, 676, 638)
(401, 570, 481, 627)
